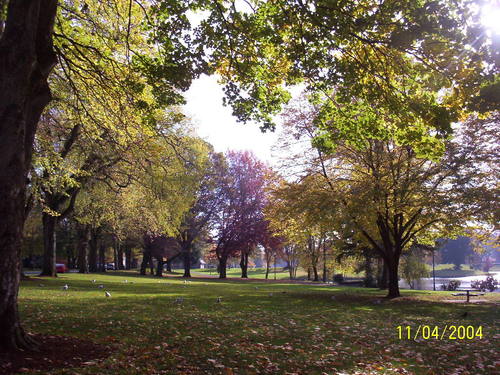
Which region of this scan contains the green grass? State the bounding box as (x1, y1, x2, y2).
(18, 271, 499, 375)
(187, 267, 364, 279)
(190, 267, 305, 280)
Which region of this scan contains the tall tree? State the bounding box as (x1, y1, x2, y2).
(0, 0, 204, 350)
(175, 151, 226, 278)
(0, 0, 58, 351)
(275, 101, 499, 297)
(212, 151, 268, 278)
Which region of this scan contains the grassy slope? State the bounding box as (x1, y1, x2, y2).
(19, 272, 499, 375)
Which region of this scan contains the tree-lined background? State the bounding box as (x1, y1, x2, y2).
(0, 0, 498, 355)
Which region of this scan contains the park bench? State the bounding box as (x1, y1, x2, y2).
(451, 288, 485, 303)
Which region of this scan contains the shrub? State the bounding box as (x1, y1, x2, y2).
(471, 276, 498, 292)
(441, 280, 461, 291)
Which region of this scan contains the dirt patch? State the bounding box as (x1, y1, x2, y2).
(0, 334, 112, 374)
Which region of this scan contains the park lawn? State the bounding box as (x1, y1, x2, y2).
(189, 267, 305, 280)
(17, 272, 499, 375)
(189, 267, 363, 280)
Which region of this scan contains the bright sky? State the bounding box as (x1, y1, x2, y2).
(183, 75, 281, 166)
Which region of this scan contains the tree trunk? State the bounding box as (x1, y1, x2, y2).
(265, 256, 270, 279)
(40, 213, 57, 276)
(117, 241, 124, 270)
(88, 230, 98, 272)
(77, 224, 90, 273)
(386, 258, 400, 298)
(113, 245, 118, 271)
(312, 265, 319, 282)
(0, 259, 38, 352)
(149, 257, 154, 275)
(140, 250, 150, 275)
(99, 242, 106, 273)
(182, 245, 191, 278)
(125, 246, 132, 270)
(307, 267, 311, 281)
(240, 252, 248, 278)
(156, 257, 164, 277)
(322, 246, 327, 282)
(66, 247, 72, 270)
(166, 258, 173, 272)
(0, 0, 58, 351)
(219, 256, 227, 279)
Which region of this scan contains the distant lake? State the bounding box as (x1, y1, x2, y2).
(399, 272, 500, 292)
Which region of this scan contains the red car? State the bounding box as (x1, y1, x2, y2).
(56, 263, 68, 273)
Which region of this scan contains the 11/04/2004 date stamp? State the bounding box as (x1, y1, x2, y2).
(397, 325, 483, 340)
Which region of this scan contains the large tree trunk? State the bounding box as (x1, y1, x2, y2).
(218, 256, 227, 279)
(386, 258, 400, 298)
(240, 252, 248, 278)
(182, 244, 191, 278)
(39, 212, 57, 276)
(77, 224, 90, 273)
(0, 0, 58, 351)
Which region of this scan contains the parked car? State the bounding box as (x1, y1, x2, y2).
(105, 263, 115, 270)
(56, 263, 68, 273)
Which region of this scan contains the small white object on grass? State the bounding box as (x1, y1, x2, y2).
(91, 279, 96, 283)
(372, 299, 382, 305)
(254, 287, 259, 290)
(216, 297, 222, 303)
(98, 284, 104, 289)
(62, 284, 69, 290)
(174, 297, 184, 304)
(124, 280, 128, 283)
(38, 284, 44, 287)
(105, 291, 111, 298)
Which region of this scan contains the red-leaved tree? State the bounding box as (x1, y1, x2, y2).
(212, 151, 268, 278)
